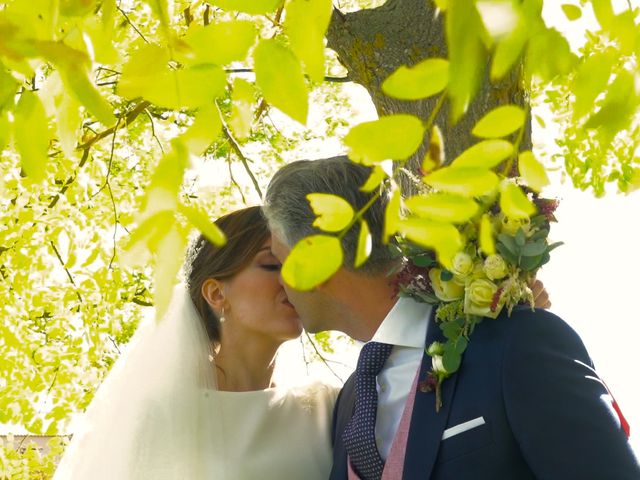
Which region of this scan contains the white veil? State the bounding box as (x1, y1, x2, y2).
(53, 284, 221, 479)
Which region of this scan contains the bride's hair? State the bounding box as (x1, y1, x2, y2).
(186, 206, 270, 343)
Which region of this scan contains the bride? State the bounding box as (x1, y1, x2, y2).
(53, 206, 338, 479)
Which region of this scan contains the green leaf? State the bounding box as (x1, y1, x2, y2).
(54, 82, 82, 158)
(518, 150, 549, 192)
(522, 240, 546, 257)
(500, 183, 535, 220)
(497, 233, 518, 255)
(284, 0, 332, 83)
(169, 67, 228, 110)
(405, 193, 479, 224)
(181, 103, 223, 154)
(212, 0, 283, 14)
(572, 52, 615, 120)
(498, 232, 524, 256)
(591, 0, 614, 30)
(141, 141, 189, 217)
(525, 27, 577, 82)
(423, 166, 499, 197)
(61, 65, 115, 126)
(496, 243, 518, 264)
(14, 90, 49, 182)
(307, 193, 354, 232)
(515, 227, 526, 247)
(345, 114, 424, 165)
(0, 66, 18, 111)
(442, 346, 461, 373)
(441, 321, 462, 340)
(178, 203, 226, 247)
(229, 78, 255, 140)
(355, 219, 372, 268)
(145, 0, 170, 32)
(154, 225, 188, 319)
(519, 253, 542, 271)
(381, 58, 449, 100)
(360, 166, 388, 192)
(547, 241, 563, 253)
(451, 139, 514, 169)
(281, 235, 343, 291)
(446, 0, 487, 122)
(122, 210, 175, 267)
(434, 0, 448, 10)
(119, 45, 226, 109)
(383, 189, 403, 242)
(479, 213, 495, 255)
(181, 21, 257, 66)
(471, 105, 525, 138)
(491, 12, 528, 80)
(561, 4, 582, 21)
(453, 335, 468, 354)
(254, 39, 308, 124)
(397, 218, 463, 269)
(584, 70, 638, 138)
(0, 112, 9, 152)
(609, 10, 637, 56)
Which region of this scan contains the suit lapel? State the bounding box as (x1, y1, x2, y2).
(402, 308, 460, 479)
(329, 376, 356, 480)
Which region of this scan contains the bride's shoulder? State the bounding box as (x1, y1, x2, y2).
(280, 381, 340, 408)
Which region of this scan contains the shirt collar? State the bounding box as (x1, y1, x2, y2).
(370, 297, 432, 349)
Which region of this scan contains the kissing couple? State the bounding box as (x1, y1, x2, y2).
(54, 155, 639, 479)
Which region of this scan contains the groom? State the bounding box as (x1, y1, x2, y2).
(263, 155, 639, 480)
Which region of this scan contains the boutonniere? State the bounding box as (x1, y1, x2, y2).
(393, 192, 561, 412)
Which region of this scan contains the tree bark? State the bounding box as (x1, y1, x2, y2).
(326, 0, 531, 189)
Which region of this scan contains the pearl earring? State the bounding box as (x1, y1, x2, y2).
(219, 307, 226, 323)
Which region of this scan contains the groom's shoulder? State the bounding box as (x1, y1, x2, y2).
(479, 306, 582, 344)
(484, 307, 593, 369)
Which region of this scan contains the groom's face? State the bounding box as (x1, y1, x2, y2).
(270, 233, 336, 333)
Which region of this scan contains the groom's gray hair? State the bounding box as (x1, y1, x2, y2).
(263, 155, 396, 274)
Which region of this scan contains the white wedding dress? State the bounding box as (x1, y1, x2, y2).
(53, 285, 338, 480)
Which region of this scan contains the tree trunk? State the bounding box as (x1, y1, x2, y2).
(326, 0, 531, 190)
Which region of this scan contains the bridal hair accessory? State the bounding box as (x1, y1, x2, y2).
(391, 187, 561, 412)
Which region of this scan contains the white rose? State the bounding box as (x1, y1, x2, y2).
(484, 254, 508, 280)
(431, 355, 447, 375)
(427, 342, 445, 357)
(464, 278, 499, 317)
(429, 268, 464, 302)
(451, 252, 474, 279)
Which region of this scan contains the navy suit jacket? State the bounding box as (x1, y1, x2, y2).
(329, 307, 640, 479)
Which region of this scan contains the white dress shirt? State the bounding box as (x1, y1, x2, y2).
(368, 297, 432, 460)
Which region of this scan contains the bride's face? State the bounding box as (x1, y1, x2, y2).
(221, 240, 302, 342)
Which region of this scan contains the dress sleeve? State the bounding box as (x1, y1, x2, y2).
(502, 310, 640, 479)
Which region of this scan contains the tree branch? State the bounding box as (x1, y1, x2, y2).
(225, 67, 350, 83)
(304, 331, 344, 383)
(226, 150, 248, 204)
(219, 117, 264, 199)
(49, 241, 82, 303)
(77, 100, 151, 151)
(132, 297, 153, 307)
(117, 6, 149, 43)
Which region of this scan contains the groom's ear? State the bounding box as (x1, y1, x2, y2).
(201, 278, 226, 312)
